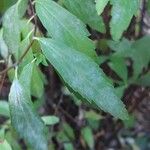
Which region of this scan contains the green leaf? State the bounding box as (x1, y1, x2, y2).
(0, 29, 8, 59)
(31, 65, 45, 98)
(108, 38, 132, 52)
(85, 110, 102, 121)
(0, 128, 5, 140)
(19, 62, 34, 95)
(5, 131, 22, 150)
(38, 38, 129, 120)
(42, 116, 59, 125)
(110, 37, 150, 78)
(0, 0, 17, 13)
(137, 72, 150, 87)
(3, 5, 20, 54)
(0, 101, 10, 117)
(130, 36, 150, 77)
(0, 140, 12, 150)
(123, 115, 135, 128)
(108, 57, 128, 82)
(110, 0, 139, 41)
(9, 79, 48, 150)
(115, 86, 126, 99)
(64, 143, 74, 150)
(16, 23, 33, 61)
(81, 126, 94, 149)
(64, 0, 105, 33)
(35, 0, 97, 60)
(63, 123, 75, 140)
(3, 0, 28, 54)
(17, 29, 45, 98)
(96, 0, 109, 15)
(147, 0, 150, 15)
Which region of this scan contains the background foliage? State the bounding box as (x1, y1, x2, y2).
(0, 0, 150, 150)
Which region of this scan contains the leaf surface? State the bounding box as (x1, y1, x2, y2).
(35, 0, 97, 60)
(0, 140, 12, 150)
(64, 0, 105, 33)
(3, 0, 28, 54)
(96, 0, 109, 15)
(38, 38, 128, 120)
(110, 0, 139, 41)
(0, 101, 10, 117)
(9, 78, 48, 150)
(109, 37, 150, 78)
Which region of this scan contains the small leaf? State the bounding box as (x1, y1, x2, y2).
(19, 62, 34, 95)
(64, 0, 105, 33)
(38, 38, 129, 120)
(0, 29, 8, 59)
(85, 110, 102, 121)
(0, 101, 10, 117)
(5, 131, 22, 150)
(115, 86, 126, 99)
(63, 123, 75, 140)
(0, 140, 12, 150)
(123, 115, 135, 128)
(96, 0, 109, 15)
(35, 0, 97, 60)
(108, 57, 128, 82)
(110, 0, 139, 41)
(81, 126, 94, 149)
(110, 37, 150, 78)
(3, 0, 28, 54)
(64, 143, 74, 150)
(137, 72, 150, 87)
(9, 79, 48, 150)
(31, 65, 45, 98)
(42, 116, 59, 125)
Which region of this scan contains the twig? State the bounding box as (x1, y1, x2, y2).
(54, 94, 63, 115)
(0, 64, 15, 75)
(0, 73, 6, 95)
(0, 40, 34, 75)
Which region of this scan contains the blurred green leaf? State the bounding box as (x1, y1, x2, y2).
(64, 143, 74, 150)
(81, 126, 94, 149)
(123, 115, 136, 128)
(147, 0, 150, 15)
(137, 72, 150, 87)
(109, 37, 150, 78)
(96, 0, 109, 15)
(35, 0, 97, 61)
(3, 0, 28, 54)
(5, 131, 22, 150)
(110, 0, 139, 41)
(19, 62, 34, 95)
(64, 0, 106, 33)
(115, 86, 126, 99)
(0, 0, 17, 13)
(31, 64, 45, 98)
(109, 57, 128, 82)
(0, 29, 8, 59)
(42, 116, 59, 125)
(0, 140, 12, 150)
(0, 101, 10, 117)
(63, 123, 75, 140)
(9, 79, 48, 150)
(85, 110, 102, 121)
